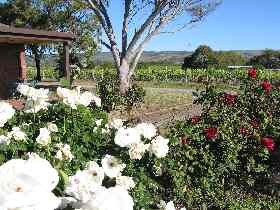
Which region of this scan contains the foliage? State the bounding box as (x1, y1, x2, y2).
(97, 73, 146, 113)
(215, 51, 247, 68)
(165, 68, 280, 209)
(249, 49, 280, 69)
(0, 85, 174, 209)
(183, 45, 247, 69)
(27, 64, 280, 84)
(0, 0, 99, 74)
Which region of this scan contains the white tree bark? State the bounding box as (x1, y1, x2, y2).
(86, 0, 222, 95)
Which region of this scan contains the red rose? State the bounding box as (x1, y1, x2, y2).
(261, 80, 272, 92)
(251, 118, 260, 129)
(204, 128, 218, 140)
(248, 68, 257, 79)
(191, 116, 201, 124)
(181, 136, 190, 145)
(261, 137, 275, 152)
(239, 127, 249, 135)
(224, 92, 237, 106)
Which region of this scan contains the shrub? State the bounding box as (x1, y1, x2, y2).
(97, 73, 145, 113)
(0, 85, 173, 210)
(165, 68, 280, 209)
(182, 45, 218, 69)
(249, 49, 280, 69)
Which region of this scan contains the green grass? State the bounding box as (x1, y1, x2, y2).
(138, 81, 239, 91)
(144, 88, 193, 110)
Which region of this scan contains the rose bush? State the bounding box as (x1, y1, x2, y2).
(165, 68, 280, 209)
(0, 85, 179, 210)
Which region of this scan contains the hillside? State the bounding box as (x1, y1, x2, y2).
(28, 50, 265, 67)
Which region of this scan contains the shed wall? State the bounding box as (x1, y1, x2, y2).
(0, 44, 25, 99)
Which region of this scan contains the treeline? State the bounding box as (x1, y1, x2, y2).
(182, 45, 280, 69)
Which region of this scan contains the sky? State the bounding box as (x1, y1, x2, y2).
(1, 0, 280, 51)
(105, 0, 280, 51)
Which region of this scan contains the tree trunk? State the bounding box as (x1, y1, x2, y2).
(31, 46, 42, 81)
(35, 53, 41, 81)
(119, 59, 131, 95)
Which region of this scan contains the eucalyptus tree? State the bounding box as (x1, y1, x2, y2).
(85, 0, 222, 94)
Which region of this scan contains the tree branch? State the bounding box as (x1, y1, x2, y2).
(121, 0, 133, 60)
(129, 19, 169, 75)
(87, 0, 121, 68)
(125, 2, 168, 60)
(101, 40, 111, 50)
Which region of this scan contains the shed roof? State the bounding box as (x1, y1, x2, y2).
(0, 24, 75, 44)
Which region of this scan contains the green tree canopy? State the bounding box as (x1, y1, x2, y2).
(249, 49, 280, 69)
(183, 45, 247, 69)
(215, 51, 246, 68)
(183, 45, 218, 69)
(0, 0, 100, 80)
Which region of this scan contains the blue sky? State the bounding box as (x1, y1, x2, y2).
(105, 0, 280, 51)
(1, 0, 279, 51)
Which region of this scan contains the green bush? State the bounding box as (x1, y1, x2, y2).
(97, 73, 145, 113)
(165, 68, 280, 209)
(249, 49, 280, 69)
(0, 85, 171, 209)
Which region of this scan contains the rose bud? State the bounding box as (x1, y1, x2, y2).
(204, 127, 218, 140)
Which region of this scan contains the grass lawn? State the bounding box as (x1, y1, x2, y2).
(137, 80, 239, 91)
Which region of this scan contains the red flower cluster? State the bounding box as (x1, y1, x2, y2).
(224, 92, 238, 106)
(251, 118, 260, 129)
(261, 80, 272, 92)
(239, 127, 249, 136)
(181, 136, 190, 145)
(261, 137, 275, 152)
(191, 116, 201, 124)
(248, 68, 257, 79)
(204, 128, 218, 140)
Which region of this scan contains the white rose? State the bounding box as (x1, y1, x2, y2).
(57, 87, 101, 108)
(95, 119, 103, 127)
(36, 128, 51, 146)
(19, 86, 50, 113)
(47, 122, 58, 133)
(0, 102, 15, 127)
(0, 135, 10, 145)
(135, 123, 157, 139)
(55, 144, 74, 161)
(101, 155, 126, 178)
(17, 84, 31, 96)
(128, 142, 150, 160)
(109, 119, 123, 130)
(66, 171, 104, 203)
(116, 176, 135, 190)
(114, 127, 141, 148)
(86, 161, 105, 185)
(92, 95, 102, 107)
(61, 144, 74, 161)
(24, 98, 49, 113)
(8, 127, 26, 141)
(57, 87, 78, 109)
(0, 154, 60, 210)
(159, 201, 176, 210)
(79, 91, 94, 107)
(79, 186, 134, 210)
(149, 136, 169, 158)
(55, 150, 63, 161)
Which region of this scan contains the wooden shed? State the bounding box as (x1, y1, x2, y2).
(0, 23, 75, 99)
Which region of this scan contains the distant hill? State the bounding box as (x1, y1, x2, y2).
(28, 50, 266, 67)
(94, 51, 194, 65)
(94, 50, 265, 65)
